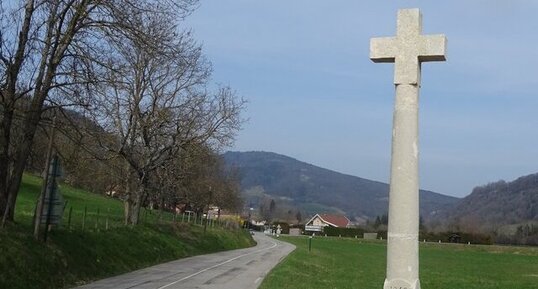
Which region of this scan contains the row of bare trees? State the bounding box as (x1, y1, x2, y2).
(0, 0, 245, 226)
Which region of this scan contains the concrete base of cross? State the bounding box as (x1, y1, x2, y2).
(383, 278, 420, 289)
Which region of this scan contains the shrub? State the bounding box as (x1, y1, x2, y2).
(323, 227, 365, 238)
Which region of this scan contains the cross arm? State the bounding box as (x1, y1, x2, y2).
(370, 37, 397, 63)
(418, 34, 447, 62)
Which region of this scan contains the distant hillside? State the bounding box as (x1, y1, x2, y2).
(439, 173, 538, 230)
(223, 151, 458, 221)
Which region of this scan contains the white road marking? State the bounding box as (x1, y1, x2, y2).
(157, 239, 278, 289)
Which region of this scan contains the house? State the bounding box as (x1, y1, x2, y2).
(305, 213, 351, 232)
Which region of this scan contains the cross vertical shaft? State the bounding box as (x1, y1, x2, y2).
(369, 9, 446, 289)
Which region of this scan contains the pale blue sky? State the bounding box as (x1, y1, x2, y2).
(185, 1, 538, 198)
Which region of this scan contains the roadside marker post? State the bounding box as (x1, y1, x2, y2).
(67, 207, 72, 230)
(82, 206, 87, 232)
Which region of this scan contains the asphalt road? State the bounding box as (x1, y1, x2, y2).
(74, 232, 295, 289)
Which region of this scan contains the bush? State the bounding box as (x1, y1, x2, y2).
(323, 227, 365, 238)
(419, 231, 493, 245)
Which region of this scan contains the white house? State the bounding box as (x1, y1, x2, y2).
(305, 213, 351, 232)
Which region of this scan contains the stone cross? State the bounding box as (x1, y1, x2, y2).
(370, 9, 446, 289)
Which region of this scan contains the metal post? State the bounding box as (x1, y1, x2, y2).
(67, 207, 73, 230)
(43, 155, 59, 242)
(33, 116, 57, 239)
(106, 208, 110, 230)
(95, 208, 100, 230)
(82, 206, 87, 232)
(308, 236, 312, 252)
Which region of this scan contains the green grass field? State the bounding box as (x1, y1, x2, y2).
(15, 173, 165, 229)
(0, 174, 254, 289)
(260, 236, 538, 289)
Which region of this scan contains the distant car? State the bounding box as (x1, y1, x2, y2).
(249, 229, 255, 235)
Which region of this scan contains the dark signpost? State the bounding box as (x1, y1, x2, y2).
(41, 155, 64, 242)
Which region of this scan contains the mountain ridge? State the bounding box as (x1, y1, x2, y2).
(436, 172, 538, 231)
(223, 151, 458, 220)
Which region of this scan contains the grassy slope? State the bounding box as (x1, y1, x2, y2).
(0, 174, 255, 289)
(260, 236, 538, 289)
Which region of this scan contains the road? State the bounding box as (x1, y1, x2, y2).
(75, 232, 295, 289)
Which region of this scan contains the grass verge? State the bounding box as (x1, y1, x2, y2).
(260, 236, 538, 289)
(0, 174, 255, 289)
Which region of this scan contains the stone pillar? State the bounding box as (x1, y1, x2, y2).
(370, 9, 446, 289)
(384, 83, 420, 289)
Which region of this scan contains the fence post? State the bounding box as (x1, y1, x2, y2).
(106, 208, 110, 230)
(67, 207, 73, 230)
(96, 208, 100, 230)
(82, 206, 87, 232)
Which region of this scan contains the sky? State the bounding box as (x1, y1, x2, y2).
(184, 1, 538, 198)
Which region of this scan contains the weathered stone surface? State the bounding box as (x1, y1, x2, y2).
(370, 8, 446, 289)
(370, 9, 446, 85)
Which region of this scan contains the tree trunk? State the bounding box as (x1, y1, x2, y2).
(2, 0, 92, 222)
(0, 123, 8, 220)
(125, 188, 143, 226)
(159, 197, 165, 222)
(0, 194, 6, 225)
(124, 198, 132, 226)
(4, 92, 47, 221)
(0, 0, 35, 221)
(123, 170, 133, 225)
(130, 190, 143, 225)
(0, 106, 14, 218)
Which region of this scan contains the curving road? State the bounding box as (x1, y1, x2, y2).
(75, 232, 295, 289)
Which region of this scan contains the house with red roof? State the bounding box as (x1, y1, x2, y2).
(305, 213, 350, 232)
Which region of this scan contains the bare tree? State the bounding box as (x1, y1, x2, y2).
(86, 9, 245, 225)
(0, 0, 199, 224)
(172, 145, 242, 216)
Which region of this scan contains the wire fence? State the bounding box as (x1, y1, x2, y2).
(53, 204, 241, 233)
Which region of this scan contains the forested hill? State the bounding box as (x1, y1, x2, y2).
(440, 173, 538, 229)
(223, 151, 458, 221)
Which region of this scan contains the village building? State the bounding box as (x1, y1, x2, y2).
(305, 214, 351, 232)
